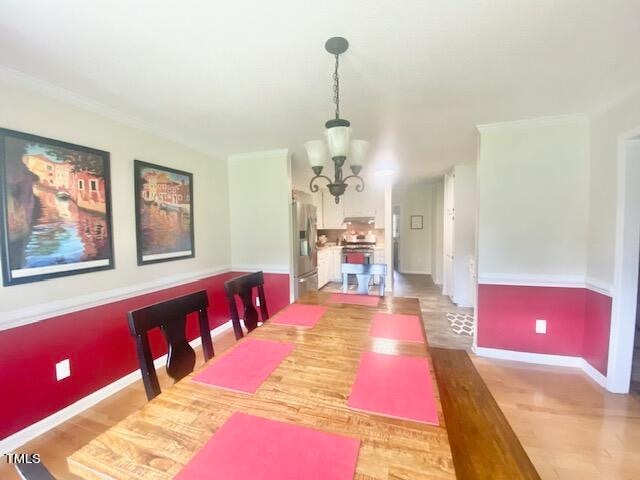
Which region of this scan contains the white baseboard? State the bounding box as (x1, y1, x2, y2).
(399, 270, 431, 275)
(473, 346, 609, 389)
(0, 322, 233, 454)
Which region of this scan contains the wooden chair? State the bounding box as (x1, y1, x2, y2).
(224, 271, 269, 340)
(14, 460, 56, 480)
(342, 263, 387, 296)
(128, 290, 214, 401)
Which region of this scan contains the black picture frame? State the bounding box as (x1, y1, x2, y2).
(134, 160, 195, 265)
(0, 127, 115, 286)
(410, 215, 423, 230)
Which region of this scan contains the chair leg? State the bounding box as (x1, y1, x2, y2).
(342, 273, 348, 293)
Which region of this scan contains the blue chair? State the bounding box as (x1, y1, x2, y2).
(341, 263, 387, 296)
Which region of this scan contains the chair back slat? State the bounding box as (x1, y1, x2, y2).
(341, 263, 387, 297)
(224, 271, 269, 340)
(128, 290, 213, 401)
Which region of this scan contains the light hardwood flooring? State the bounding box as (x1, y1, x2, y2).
(3, 275, 640, 479)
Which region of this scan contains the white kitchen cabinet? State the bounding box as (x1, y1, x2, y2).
(322, 191, 345, 229)
(329, 247, 343, 282)
(317, 248, 331, 288)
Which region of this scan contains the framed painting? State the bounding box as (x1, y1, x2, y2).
(410, 215, 423, 230)
(0, 128, 114, 286)
(134, 160, 195, 265)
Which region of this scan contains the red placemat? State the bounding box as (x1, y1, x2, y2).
(348, 351, 439, 425)
(369, 313, 425, 343)
(192, 338, 294, 394)
(328, 293, 380, 307)
(270, 303, 327, 328)
(174, 412, 360, 480)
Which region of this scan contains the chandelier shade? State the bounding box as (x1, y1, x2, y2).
(304, 140, 328, 168)
(324, 126, 351, 159)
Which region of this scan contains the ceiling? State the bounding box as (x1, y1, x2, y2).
(1, 0, 639, 182)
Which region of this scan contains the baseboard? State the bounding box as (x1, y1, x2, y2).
(472, 346, 583, 367)
(579, 359, 608, 388)
(0, 321, 233, 454)
(399, 270, 431, 275)
(473, 346, 610, 390)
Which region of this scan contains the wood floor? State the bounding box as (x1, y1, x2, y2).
(3, 274, 640, 479)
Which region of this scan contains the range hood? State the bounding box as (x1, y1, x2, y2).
(343, 216, 375, 225)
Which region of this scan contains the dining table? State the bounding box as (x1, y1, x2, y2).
(68, 291, 456, 479)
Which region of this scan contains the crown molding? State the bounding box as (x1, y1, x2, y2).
(0, 65, 215, 155)
(476, 113, 589, 133)
(227, 148, 290, 162)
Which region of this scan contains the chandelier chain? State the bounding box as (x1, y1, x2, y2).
(333, 54, 340, 119)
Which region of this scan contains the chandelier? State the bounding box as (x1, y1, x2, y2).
(305, 37, 369, 204)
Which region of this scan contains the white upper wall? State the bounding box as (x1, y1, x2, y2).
(587, 93, 640, 286)
(227, 149, 291, 272)
(477, 114, 590, 280)
(0, 80, 231, 314)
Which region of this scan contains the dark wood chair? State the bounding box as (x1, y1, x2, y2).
(224, 271, 269, 340)
(127, 290, 214, 401)
(341, 263, 387, 296)
(14, 460, 56, 480)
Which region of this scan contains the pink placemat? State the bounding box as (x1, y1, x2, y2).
(369, 313, 425, 343)
(270, 303, 327, 328)
(174, 412, 360, 480)
(328, 293, 380, 307)
(348, 351, 439, 425)
(192, 338, 294, 394)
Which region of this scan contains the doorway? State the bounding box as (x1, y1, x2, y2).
(632, 258, 640, 397)
(608, 133, 640, 393)
(392, 207, 400, 271)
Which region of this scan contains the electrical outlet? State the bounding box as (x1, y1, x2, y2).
(56, 359, 71, 380)
(255, 297, 260, 307)
(535, 319, 547, 334)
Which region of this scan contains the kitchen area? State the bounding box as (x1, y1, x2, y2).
(292, 181, 389, 298)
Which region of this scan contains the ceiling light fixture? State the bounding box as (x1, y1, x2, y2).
(305, 37, 369, 204)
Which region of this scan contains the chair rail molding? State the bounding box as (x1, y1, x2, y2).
(0, 265, 232, 332)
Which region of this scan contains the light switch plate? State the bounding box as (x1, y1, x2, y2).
(56, 359, 71, 380)
(255, 297, 260, 307)
(535, 319, 547, 334)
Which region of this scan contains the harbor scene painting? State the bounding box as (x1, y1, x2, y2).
(134, 160, 194, 265)
(0, 128, 114, 286)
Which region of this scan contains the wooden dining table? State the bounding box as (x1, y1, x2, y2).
(68, 291, 456, 479)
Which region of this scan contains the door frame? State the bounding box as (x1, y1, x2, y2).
(607, 127, 640, 393)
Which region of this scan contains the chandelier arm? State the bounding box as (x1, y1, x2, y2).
(309, 174, 333, 193)
(343, 174, 365, 192)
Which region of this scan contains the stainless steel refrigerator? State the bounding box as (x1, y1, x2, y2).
(292, 200, 318, 299)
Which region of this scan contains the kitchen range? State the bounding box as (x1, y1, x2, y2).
(317, 218, 385, 289)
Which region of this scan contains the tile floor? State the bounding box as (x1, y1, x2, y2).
(321, 271, 474, 350)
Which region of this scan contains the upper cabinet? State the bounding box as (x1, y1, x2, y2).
(313, 184, 385, 230)
(322, 189, 345, 229)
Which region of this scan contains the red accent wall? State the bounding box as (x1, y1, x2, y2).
(477, 284, 611, 375)
(0, 271, 290, 441)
